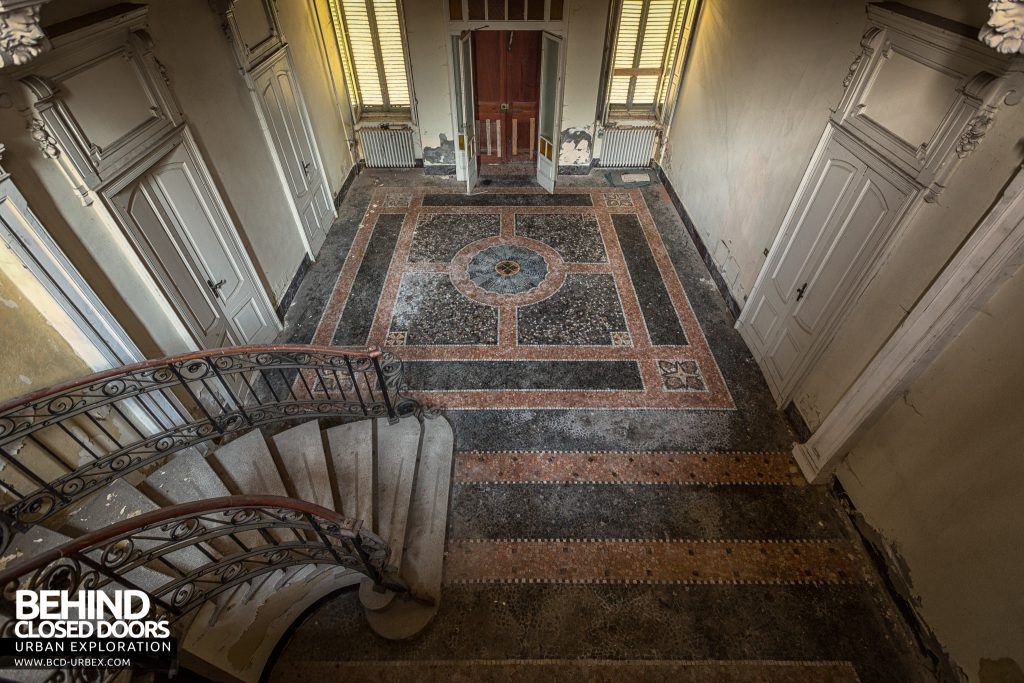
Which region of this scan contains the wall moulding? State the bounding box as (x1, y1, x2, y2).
(6, 5, 184, 205)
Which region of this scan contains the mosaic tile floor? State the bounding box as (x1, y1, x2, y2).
(263, 170, 933, 683)
(312, 188, 732, 410)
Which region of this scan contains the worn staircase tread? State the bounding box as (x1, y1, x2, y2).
(366, 416, 454, 640)
(359, 417, 422, 611)
(270, 421, 333, 511)
(372, 417, 422, 568)
(324, 420, 373, 521)
(206, 430, 287, 497)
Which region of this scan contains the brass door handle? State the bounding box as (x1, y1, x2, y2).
(500, 103, 509, 111)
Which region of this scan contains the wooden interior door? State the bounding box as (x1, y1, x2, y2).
(473, 31, 541, 165)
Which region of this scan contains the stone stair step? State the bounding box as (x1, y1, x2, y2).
(59, 479, 209, 580)
(372, 417, 422, 569)
(138, 452, 240, 557)
(206, 430, 293, 544)
(359, 417, 422, 612)
(270, 421, 333, 511)
(324, 419, 374, 521)
(366, 416, 454, 639)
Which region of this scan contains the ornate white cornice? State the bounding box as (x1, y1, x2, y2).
(0, 0, 51, 68)
(981, 0, 1024, 54)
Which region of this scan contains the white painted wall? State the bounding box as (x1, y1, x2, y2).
(660, 0, 866, 303)
(838, 266, 1024, 682)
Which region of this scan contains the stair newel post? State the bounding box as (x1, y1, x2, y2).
(370, 355, 397, 423)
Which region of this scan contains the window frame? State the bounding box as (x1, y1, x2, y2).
(329, 0, 418, 123)
(598, 0, 699, 125)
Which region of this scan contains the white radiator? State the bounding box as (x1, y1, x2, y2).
(358, 128, 416, 168)
(598, 127, 659, 168)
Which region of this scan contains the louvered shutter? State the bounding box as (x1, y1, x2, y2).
(608, 0, 687, 114)
(331, 0, 411, 115)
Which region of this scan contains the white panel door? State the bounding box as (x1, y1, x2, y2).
(109, 140, 277, 348)
(253, 49, 335, 255)
(742, 136, 908, 397)
(458, 32, 478, 193)
(536, 32, 563, 194)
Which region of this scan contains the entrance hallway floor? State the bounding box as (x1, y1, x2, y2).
(266, 170, 934, 682)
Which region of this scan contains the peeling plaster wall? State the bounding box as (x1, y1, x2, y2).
(404, 0, 452, 165)
(838, 266, 1024, 683)
(0, 244, 93, 403)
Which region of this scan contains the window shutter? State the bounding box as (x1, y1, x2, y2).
(608, 0, 688, 112)
(331, 0, 411, 114)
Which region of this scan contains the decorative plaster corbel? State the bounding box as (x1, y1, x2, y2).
(26, 116, 57, 158)
(981, 0, 1024, 54)
(0, 0, 51, 68)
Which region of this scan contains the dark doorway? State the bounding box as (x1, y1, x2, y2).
(472, 31, 541, 172)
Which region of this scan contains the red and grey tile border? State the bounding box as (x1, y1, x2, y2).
(299, 659, 862, 682)
(312, 186, 735, 411)
(454, 451, 806, 486)
(444, 538, 868, 586)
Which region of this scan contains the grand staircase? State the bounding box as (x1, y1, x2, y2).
(0, 347, 454, 683)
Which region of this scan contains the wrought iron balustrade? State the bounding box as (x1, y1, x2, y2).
(0, 496, 401, 682)
(0, 345, 413, 552)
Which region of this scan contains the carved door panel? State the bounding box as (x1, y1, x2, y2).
(252, 49, 334, 256)
(742, 135, 908, 397)
(473, 31, 541, 165)
(109, 140, 276, 348)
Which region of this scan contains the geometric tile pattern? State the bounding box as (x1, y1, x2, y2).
(314, 187, 734, 410)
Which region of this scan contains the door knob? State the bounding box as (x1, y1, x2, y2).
(207, 278, 227, 298)
(500, 103, 509, 111)
(795, 282, 808, 301)
(302, 161, 312, 176)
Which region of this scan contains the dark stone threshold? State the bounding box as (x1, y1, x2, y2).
(275, 255, 311, 322)
(405, 360, 644, 391)
(558, 163, 595, 175)
(424, 164, 456, 176)
(654, 163, 742, 320)
(784, 400, 813, 443)
(423, 193, 593, 207)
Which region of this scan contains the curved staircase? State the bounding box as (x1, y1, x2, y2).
(0, 347, 454, 683)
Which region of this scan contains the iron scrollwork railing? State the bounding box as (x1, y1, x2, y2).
(0, 496, 403, 682)
(0, 345, 416, 553)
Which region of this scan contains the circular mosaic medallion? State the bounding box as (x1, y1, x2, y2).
(468, 245, 548, 295)
(450, 236, 566, 306)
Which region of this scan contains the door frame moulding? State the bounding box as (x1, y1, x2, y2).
(212, 0, 337, 261)
(444, 8, 568, 187)
(98, 126, 281, 347)
(10, 4, 281, 347)
(0, 144, 144, 371)
(794, 162, 1024, 483)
